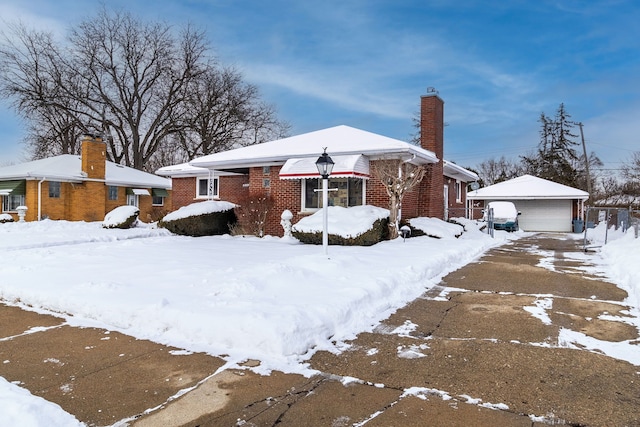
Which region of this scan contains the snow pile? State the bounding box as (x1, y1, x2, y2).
(584, 221, 627, 246)
(0, 213, 13, 222)
(599, 228, 640, 310)
(292, 205, 390, 237)
(0, 377, 83, 427)
(409, 217, 463, 238)
(162, 200, 236, 222)
(102, 205, 139, 228)
(0, 219, 171, 251)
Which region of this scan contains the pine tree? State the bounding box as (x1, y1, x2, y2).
(522, 104, 581, 187)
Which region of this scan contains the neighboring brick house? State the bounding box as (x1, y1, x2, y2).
(0, 135, 172, 223)
(157, 92, 478, 236)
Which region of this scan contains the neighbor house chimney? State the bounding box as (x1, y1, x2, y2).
(81, 134, 106, 180)
(419, 88, 445, 218)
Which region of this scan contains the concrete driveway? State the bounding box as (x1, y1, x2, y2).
(1, 233, 639, 426)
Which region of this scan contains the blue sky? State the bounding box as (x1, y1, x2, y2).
(1, 0, 639, 175)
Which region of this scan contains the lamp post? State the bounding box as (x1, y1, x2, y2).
(315, 148, 334, 255)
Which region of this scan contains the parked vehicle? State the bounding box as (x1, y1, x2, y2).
(484, 201, 520, 232)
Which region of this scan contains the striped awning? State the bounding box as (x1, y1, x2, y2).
(279, 155, 369, 180)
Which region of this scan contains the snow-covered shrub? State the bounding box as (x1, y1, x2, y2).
(159, 200, 237, 237)
(102, 205, 139, 229)
(0, 213, 14, 223)
(292, 205, 389, 246)
(231, 194, 275, 237)
(449, 217, 485, 234)
(406, 217, 464, 239)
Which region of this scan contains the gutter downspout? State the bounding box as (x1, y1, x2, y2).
(38, 178, 45, 221)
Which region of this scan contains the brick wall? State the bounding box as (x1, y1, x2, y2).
(171, 177, 197, 210)
(245, 166, 301, 236)
(221, 175, 250, 204)
(41, 181, 71, 220)
(105, 187, 126, 216)
(23, 181, 38, 222)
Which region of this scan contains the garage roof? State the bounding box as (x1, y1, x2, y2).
(467, 175, 589, 200)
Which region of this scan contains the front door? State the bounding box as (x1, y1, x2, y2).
(127, 194, 139, 207)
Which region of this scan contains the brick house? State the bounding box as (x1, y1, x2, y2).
(0, 135, 172, 223)
(157, 92, 478, 236)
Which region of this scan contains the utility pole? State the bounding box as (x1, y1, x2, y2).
(578, 122, 592, 200)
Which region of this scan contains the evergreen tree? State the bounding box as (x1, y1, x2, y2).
(521, 104, 581, 187)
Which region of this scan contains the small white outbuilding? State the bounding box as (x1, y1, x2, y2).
(467, 175, 589, 232)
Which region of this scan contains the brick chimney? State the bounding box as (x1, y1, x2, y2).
(418, 88, 445, 218)
(81, 134, 106, 180)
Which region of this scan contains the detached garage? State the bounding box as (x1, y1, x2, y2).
(467, 175, 589, 232)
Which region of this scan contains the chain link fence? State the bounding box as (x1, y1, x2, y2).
(582, 207, 639, 247)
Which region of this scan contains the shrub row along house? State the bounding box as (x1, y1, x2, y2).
(158, 91, 479, 236)
(0, 135, 172, 222)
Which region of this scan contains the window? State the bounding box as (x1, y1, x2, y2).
(152, 188, 168, 206)
(197, 177, 219, 198)
(263, 166, 271, 175)
(108, 186, 118, 201)
(49, 181, 61, 198)
(263, 178, 270, 188)
(2, 194, 25, 212)
(455, 180, 462, 202)
(303, 178, 365, 211)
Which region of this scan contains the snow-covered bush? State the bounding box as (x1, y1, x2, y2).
(159, 200, 237, 237)
(292, 205, 389, 246)
(407, 217, 464, 239)
(0, 213, 14, 223)
(449, 217, 485, 235)
(102, 205, 139, 229)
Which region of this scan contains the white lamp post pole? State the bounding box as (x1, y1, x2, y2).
(315, 148, 334, 256)
(322, 175, 329, 255)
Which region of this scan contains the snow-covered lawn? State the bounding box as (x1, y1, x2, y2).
(0, 213, 638, 426)
(0, 214, 498, 373)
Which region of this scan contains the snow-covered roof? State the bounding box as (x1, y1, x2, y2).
(189, 125, 439, 169)
(0, 154, 171, 189)
(156, 162, 243, 178)
(467, 174, 589, 200)
(444, 160, 478, 182)
(156, 162, 209, 177)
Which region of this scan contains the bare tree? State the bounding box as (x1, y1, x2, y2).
(372, 159, 426, 239)
(620, 152, 640, 196)
(476, 156, 524, 186)
(173, 66, 289, 160)
(0, 8, 288, 171)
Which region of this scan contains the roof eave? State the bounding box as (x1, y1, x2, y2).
(190, 148, 438, 170)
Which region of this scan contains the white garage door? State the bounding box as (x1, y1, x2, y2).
(512, 200, 573, 232)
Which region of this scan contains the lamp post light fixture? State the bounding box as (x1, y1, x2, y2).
(315, 148, 334, 255)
